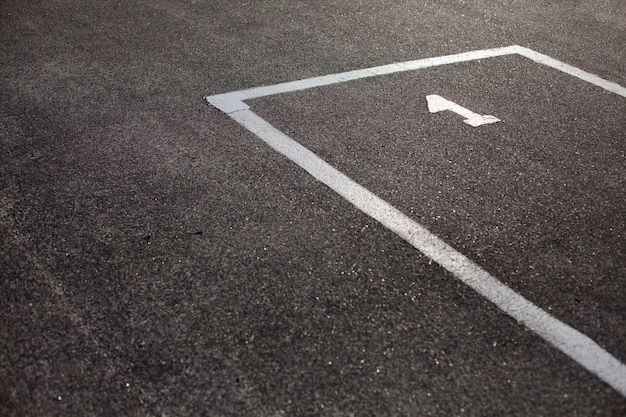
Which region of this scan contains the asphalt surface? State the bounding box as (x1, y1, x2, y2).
(1, 1, 625, 416)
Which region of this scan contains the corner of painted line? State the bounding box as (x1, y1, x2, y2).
(205, 93, 250, 114)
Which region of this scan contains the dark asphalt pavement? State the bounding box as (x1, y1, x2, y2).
(1, 1, 625, 416)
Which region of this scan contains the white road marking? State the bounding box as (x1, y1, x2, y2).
(207, 45, 626, 113)
(206, 46, 523, 113)
(205, 45, 626, 397)
(426, 94, 500, 127)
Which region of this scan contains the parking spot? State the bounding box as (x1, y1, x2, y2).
(206, 46, 626, 396)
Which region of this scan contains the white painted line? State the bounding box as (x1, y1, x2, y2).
(205, 46, 626, 397)
(206, 46, 520, 112)
(396, 45, 519, 72)
(230, 107, 626, 397)
(426, 94, 500, 127)
(206, 92, 250, 113)
(511, 45, 626, 98)
(241, 68, 379, 101)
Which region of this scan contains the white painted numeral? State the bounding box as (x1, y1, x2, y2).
(426, 94, 500, 127)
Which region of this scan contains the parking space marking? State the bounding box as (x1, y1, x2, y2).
(205, 46, 626, 396)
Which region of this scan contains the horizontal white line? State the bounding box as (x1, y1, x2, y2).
(206, 45, 626, 114)
(206, 46, 521, 112)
